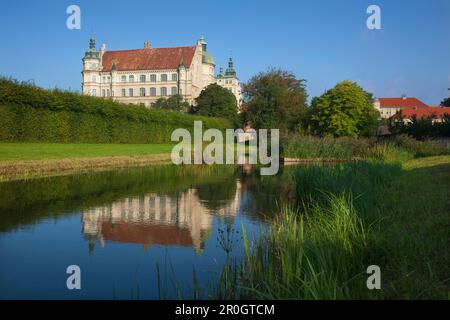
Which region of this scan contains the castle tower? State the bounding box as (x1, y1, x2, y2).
(198, 36, 216, 89)
(82, 34, 101, 96)
(215, 56, 242, 108)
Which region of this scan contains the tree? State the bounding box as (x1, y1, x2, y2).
(441, 90, 450, 106)
(194, 83, 238, 124)
(243, 68, 308, 133)
(152, 95, 189, 112)
(308, 80, 379, 137)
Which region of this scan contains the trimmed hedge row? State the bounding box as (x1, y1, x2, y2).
(0, 78, 233, 143)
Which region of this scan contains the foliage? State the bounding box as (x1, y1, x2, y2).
(281, 134, 449, 161)
(152, 95, 190, 112)
(440, 95, 450, 107)
(389, 114, 450, 139)
(0, 78, 232, 143)
(243, 68, 308, 134)
(193, 83, 239, 126)
(308, 80, 379, 137)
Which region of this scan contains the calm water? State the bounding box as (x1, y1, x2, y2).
(0, 165, 296, 299)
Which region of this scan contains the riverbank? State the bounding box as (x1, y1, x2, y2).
(0, 143, 173, 181)
(211, 155, 450, 299)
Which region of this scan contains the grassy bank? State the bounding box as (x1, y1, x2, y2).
(0, 142, 174, 160)
(0, 143, 175, 181)
(281, 135, 449, 161)
(212, 156, 450, 299)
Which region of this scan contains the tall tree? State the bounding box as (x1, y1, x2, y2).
(194, 83, 238, 124)
(308, 80, 379, 137)
(243, 68, 308, 133)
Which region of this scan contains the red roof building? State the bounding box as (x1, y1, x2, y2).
(374, 96, 430, 119)
(392, 106, 450, 122)
(101, 46, 197, 72)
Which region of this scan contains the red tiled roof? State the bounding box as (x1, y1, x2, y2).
(101, 46, 197, 72)
(378, 97, 429, 108)
(101, 222, 194, 247)
(392, 107, 450, 119)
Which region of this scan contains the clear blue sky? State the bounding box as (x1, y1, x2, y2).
(1, 0, 449, 105)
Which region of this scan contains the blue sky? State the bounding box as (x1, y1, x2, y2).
(0, 0, 449, 105)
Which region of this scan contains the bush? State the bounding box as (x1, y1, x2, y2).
(0, 78, 233, 143)
(281, 134, 449, 161)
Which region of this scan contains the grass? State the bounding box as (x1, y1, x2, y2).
(0, 142, 174, 161)
(281, 135, 449, 161)
(209, 156, 450, 299)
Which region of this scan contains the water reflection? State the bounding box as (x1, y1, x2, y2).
(0, 164, 295, 299)
(83, 183, 241, 254)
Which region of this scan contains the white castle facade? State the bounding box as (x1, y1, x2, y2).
(81, 35, 242, 107)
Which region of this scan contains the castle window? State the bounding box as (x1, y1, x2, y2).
(149, 87, 156, 96)
(140, 75, 146, 83)
(140, 88, 146, 96)
(92, 75, 97, 83)
(121, 89, 126, 97)
(171, 87, 177, 96)
(102, 89, 106, 97)
(129, 88, 134, 97)
(161, 74, 168, 82)
(107, 89, 110, 97)
(150, 74, 156, 82)
(129, 75, 134, 83)
(172, 73, 178, 81)
(160, 87, 167, 96)
(121, 75, 126, 82)
(91, 89, 97, 96)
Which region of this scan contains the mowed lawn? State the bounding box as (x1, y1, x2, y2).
(0, 143, 175, 161)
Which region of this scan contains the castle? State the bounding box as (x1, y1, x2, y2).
(81, 35, 242, 107)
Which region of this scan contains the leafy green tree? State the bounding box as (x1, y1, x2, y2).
(308, 81, 379, 137)
(194, 83, 238, 124)
(152, 95, 189, 112)
(441, 95, 450, 107)
(243, 69, 308, 133)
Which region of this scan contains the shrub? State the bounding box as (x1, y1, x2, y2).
(0, 78, 233, 143)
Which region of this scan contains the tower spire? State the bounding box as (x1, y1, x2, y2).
(89, 33, 96, 50)
(225, 57, 236, 76)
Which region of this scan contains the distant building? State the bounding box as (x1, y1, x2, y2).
(374, 95, 429, 119)
(81, 35, 242, 108)
(391, 106, 450, 123)
(216, 58, 242, 106)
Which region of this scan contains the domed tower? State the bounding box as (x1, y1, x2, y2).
(216, 57, 242, 108)
(82, 34, 101, 96)
(198, 36, 216, 88)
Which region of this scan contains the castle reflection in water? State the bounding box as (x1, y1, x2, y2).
(82, 182, 242, 254)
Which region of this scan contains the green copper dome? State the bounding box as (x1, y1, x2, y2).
(202, 51, 215, 65)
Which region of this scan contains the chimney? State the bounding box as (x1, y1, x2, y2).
(144, 41, 151, 49)
(401, 93, 407, 100)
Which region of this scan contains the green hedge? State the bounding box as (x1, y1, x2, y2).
(0, 78, 233, 143)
